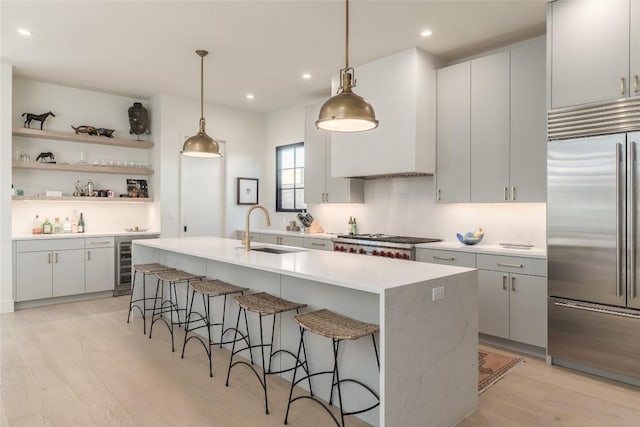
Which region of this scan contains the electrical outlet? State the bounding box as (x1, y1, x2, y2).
(432, 286, 445, 301)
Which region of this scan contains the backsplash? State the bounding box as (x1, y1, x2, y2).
(307, 176, 546, 247)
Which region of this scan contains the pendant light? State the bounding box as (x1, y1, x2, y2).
(316, 0, 378, 132)
(182, 49, 222, 157)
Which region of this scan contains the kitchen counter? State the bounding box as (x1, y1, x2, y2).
(132, 236, 478, 426)
(417, 241, 547, 259)
(12, 230, 160, 240)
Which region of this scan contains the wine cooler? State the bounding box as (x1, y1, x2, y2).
(114, 234, 159, 296)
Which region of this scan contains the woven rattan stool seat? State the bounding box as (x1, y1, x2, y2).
(134, 263, 175, 274)
(155, 270, 204, 282)
(294, 309, 379, 341)
(234, 292, 306, 315)
(190, 279, 248, 297)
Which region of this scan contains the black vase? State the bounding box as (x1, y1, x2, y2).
(128, 102, 150, 139)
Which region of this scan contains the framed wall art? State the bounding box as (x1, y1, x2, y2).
(237, 177, 258, 205)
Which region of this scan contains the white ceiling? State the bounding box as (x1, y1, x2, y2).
(1, 1, 547, 113)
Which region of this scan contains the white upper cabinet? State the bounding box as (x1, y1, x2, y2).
(510, 38, 547, 202)
(549, 0, 633, 108)
(436, 37, 546, 203)
(331, 48, 439, 178)
(435, 62, 471, 203)
(304, 101, 363, 204)
(471, 51, 510, 202)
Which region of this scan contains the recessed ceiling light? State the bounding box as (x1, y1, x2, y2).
(302, 73, 312, 80)
(420, 29, 433, 38)
(246, 93, 255, 100)
(17, 28, 31, 36)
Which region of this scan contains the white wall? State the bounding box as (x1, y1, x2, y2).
(265, 104, 547, 247)
(152, 94, 265, 237)
(264, 104, 307, 229)
(1, 63, 14, 312)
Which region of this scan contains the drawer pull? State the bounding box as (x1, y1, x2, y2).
(311, 242, 324, 246)
(90, 241, 111, 245)
(497, 262, 523, 268)
(433, 255, 455, 261)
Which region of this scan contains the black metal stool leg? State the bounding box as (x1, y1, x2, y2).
(142, 272, 147, 334)
(148, 278, 161, 339)
(259, 313, 269, 415)
(226, 306, 244, 387)
(206, 294, 213, 377)
(332, 339, 346, 427)
(284, 327, 306, 425)
(244, 307, 254, 364)
(181, 287, 197, 358)
(127, 270, 137, 324)
(219, 295, 228, 348)
(168, 281, 175, 352)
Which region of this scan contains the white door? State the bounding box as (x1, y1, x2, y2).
(180, 141, 226, 237)
(52, 249, 85, 297)
(16, 251, 53, 301)
(477, 269, 510, 339)
(86, 247, 115, 293)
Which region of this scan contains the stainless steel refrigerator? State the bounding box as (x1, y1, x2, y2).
(548, 131, 640, 384)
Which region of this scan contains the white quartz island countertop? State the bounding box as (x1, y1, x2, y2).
(134, 236, 474, 294)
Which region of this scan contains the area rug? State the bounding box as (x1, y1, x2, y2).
(478, 350, 524, 394)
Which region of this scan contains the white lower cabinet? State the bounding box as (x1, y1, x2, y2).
(85, 237, 115, 293)
(16, 239, 86, 301)
(477, 254, 547, 348)
(415, 248, 476, 268)
(303, 238, 332, 251)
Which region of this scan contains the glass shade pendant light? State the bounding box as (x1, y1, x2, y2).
(181, 49, 222, 157)
(316, 0, 378, 132)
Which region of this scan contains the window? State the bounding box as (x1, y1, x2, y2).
(276, 142, 305, 212)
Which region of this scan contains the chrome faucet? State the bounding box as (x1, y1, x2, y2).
(244, 204, 271, 251)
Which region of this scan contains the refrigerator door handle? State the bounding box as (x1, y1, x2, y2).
(616, 143, 622, 298)
(553, 301, 640, 319)
(630, 140, 636, 300)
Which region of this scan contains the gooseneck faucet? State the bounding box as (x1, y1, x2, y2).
(244, 204, 271, 251)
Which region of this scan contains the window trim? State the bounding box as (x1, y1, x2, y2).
(276, 142, 305, 213)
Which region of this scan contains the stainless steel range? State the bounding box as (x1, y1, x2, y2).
(332, 234, 442, 260)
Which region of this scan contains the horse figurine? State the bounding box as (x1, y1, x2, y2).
(36, 152, 55, 163)
(22, 111, 55, 130)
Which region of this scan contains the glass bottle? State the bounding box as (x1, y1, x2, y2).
(63, 217, 72, 233)
(348, 217, 354, 235)
(32, 215, 42, 235)
(53, 217, 63, 234)
(78, 213, 85, 233)
(352, 217, 358, 235)
(42, 218, 53, 234)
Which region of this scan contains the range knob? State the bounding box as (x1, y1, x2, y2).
(380, 251, 387, 257)
(372, 250, 379, 256)
(359, 248, 366, 254)
(395, 252, 402, 258)
(349, 247, 356, 253)
(402, 253, 409, 260)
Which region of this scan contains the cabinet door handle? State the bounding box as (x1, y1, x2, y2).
(48, 253, 52, 264)
(90, 241, 110, 245)
(311, 242, 324, 247)
(87, 250, 91, 261)
(511, 186, 516, 201)
(433, 255, 454, 261)
(55, 252, 59, 263)
(634, 74, 639, 94)
(511, 276, 516, 292)
(497, 262, 524, 268)
(504, 187, 508, 201)
(620, 76, 626, 95)
(325, 193, 329, 203)
(502, 275, 508, 290)
(437, 189, 442, 201)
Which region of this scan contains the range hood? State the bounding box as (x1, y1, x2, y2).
(329, 48, 442, 179)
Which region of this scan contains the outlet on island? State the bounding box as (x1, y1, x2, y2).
(432, 286, 445, 302)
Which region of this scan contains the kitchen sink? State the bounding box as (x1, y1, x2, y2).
(251, 247, 306, 254)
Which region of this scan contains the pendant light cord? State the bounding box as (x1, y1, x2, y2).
(345, 0, 349, 69)
(200, 53, 204, 120)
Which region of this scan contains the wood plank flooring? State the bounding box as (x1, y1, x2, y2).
(1, 296, 639, 426)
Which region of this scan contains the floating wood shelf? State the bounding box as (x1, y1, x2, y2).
(12, 196, 153, 202)
(13, 128, 154, 149)
(13, 161, 154, 176)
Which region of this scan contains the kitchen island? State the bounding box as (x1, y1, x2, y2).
(132, 236, 478, 427)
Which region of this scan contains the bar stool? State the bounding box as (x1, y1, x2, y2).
(284, 309, 380, 427)
(149, 270, 204, 351)
(126, 263, 175, 334)
(225, 292, 311, 415)
(181, 279, 250, 377)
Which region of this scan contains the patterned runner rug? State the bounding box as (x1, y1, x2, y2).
(478, 350, 524, 394)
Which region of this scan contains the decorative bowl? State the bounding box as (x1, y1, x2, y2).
(457, 232, 484, 245)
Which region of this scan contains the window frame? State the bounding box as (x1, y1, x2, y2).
(275, 142, 305, 213)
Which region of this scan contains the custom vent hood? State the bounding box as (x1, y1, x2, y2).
(330, 48, 442, 179)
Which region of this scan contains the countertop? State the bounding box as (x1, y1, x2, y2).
(13, 231, 161, 240)
(134, 236, 474, 294)
(249, 228, 337, 240)
(416, 241, 547, 259)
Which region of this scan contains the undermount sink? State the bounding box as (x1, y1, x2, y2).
(251, 247, 306, 254)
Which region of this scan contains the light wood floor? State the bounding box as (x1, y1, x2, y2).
(0, 296, 638, 427)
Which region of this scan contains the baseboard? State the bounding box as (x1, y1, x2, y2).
(0, 299, 15, 313)
(479, 334, 546, 359)
(15, 291, 113, 310)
